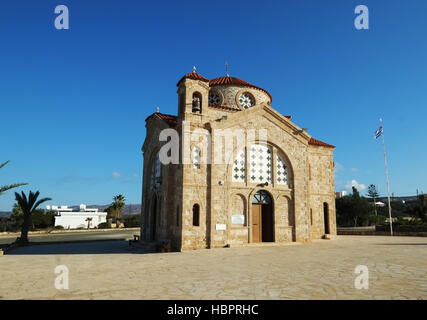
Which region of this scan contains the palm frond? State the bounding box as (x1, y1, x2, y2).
(32, 197, 52, 212)
(0, 183, 28, 194)
(0, 160, 11, 169)
(15, 191, 30, 213)
(28, 191, 39, 210)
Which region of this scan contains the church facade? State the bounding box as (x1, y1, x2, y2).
(140, 69, 336, 251)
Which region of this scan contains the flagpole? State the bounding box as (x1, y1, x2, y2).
(379, 118, 393, 236)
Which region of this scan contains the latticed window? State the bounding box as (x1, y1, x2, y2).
(232, 148, 246, 182)
(150, 154, 162, 190)
(276, 154, 288, 185)
(238, 92, 255, 109)
(252, 190, 272, 204)
(208, 91, 221, 105)
(249, 144, 272, 184)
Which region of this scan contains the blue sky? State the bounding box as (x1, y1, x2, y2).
(1, 0, 426, 210)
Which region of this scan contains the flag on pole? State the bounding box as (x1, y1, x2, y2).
(374, 125, 383, 139)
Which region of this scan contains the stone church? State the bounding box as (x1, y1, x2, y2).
(140, 68, 336, 251)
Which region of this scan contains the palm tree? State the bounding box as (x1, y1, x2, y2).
(85, 217, 93, 229)
(0, 161, 28, 195)
(14, 191, 52, 245)
(112, 194, 126, 221)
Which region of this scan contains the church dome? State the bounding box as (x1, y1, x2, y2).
(209, 76, 272, 104)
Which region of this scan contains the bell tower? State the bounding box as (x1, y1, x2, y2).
(176, 67, 210, 122)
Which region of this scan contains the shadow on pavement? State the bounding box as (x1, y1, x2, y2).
(376, 243, 427, 246)
(6, 240, 147, 255)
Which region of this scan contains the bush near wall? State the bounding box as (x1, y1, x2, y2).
(97, 222, 110, 229)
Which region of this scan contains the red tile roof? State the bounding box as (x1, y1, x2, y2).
(176, 71, 209, 86)
(209, 76, 273, 103)
(145, 112, 178, 127)
(308, 138, 335, 148)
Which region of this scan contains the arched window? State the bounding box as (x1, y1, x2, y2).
(192, 204, 200, 226)
(150, 153, 162, 190)
(249, 144, 272, 184)
(252, 190, 272, 204)
(232, 145, 291, 186)
(276, 154, 288, 186)
(232, 148, 246, 182)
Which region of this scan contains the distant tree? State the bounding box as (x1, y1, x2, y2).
(31, 209, 55, 229)
(105, 205, 114, 220)
(10, 202, 24, 230)
(0, 161, 28, 195)
(336, 187, 371, 227)
(405, 194, 427, 223)
(14, 191, 51, 245)
(366, 184, 379, 216)
(11, 202, 23, 219)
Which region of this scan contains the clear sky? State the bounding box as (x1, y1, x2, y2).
(1, 0, 426, 211)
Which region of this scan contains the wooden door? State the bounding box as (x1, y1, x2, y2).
(252, 204, 262, 243)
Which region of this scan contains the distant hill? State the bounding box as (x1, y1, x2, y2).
(0, 211, 11, 218)
(377, 196, 419, 204)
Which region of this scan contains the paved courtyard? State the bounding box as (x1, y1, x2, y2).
(0, 236, 426, 300)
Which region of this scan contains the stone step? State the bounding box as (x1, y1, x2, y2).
(322, 234, 337, 240)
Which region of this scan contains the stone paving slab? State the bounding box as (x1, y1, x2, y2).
(0, 236, 426, 300)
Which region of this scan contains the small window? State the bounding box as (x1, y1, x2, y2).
(150, 153, 162, 190)
(310, 208, 313, 225)
(192, 204, 200, 226)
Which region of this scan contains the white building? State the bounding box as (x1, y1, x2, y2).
(47, 204, 107, 229)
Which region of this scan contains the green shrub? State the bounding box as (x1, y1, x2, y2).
(97, 222, 110, 229)
(54, 225, 64, 230)
(123, 214, 140, 228)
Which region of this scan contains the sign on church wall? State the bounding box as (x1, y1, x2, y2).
(231, 215, 245, 225)
(216, 224, 227, 231)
